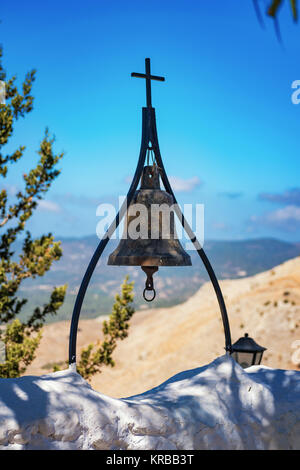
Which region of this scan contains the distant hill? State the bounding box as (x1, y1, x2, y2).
(18, 236, 299, 322)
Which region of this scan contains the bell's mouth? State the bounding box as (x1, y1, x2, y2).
(107, 254, 191, 267)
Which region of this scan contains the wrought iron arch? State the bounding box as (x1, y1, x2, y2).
(68, 60, 232, 366)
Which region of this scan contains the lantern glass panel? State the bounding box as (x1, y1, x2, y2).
(254, 351, 263, 365)
(233, 351, 254, 369)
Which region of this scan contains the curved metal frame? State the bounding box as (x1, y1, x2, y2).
(68, 105, 232, 366)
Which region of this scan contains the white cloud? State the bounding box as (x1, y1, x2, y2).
(124, 174, 202, 192)
(168, 176, 201, 192)
(3, 184, 19, 196)
(265, 205, 300, 223)
(258, 188, 300, 206)
(250, 205, 300, 232)
(38, 200, 61, 213)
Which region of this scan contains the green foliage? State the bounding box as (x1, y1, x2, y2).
(267, 0, 297, 22)
(0, 319, 41, 378)
(76, 276, 135, 380)
(253, 0, 298, 29)
(0, 45, 66, 377)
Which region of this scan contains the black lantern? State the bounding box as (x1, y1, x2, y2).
(231, 333, 266, 368)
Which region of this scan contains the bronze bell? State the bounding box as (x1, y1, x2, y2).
(107, 164, 191, 300)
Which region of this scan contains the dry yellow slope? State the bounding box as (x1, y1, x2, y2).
(25, 256, 300, 398)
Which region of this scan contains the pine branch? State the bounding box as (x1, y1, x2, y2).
(0, 45, 66, 377)
(74, 276, 135, 380)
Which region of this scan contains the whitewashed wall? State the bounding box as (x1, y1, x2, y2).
(0, 355, 299, 450)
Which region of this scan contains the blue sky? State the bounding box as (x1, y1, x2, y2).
(1, 0, 300, 242)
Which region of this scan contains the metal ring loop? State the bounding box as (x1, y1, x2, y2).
(143, 288, 156, 302)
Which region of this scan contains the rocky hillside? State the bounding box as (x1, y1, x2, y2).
(18, 237, 300, 320)
(25, 256, 300, 398)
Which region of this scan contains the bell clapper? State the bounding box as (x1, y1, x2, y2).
(142, 266, 158, 302)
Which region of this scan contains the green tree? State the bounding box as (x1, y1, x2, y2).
(0, 46, 66, 378)
(253, 0, 298, 25)
(55, 276, 135, 380)
(267, 0, 297, 21)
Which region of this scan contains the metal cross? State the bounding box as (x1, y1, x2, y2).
(131, 58, 165, 108)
